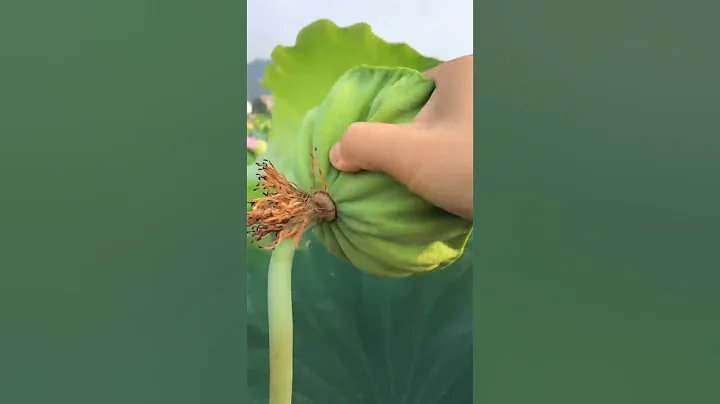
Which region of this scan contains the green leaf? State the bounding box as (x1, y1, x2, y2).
(260, 19, 443, 174)
(246, 19, 446, 249)
(247, 235, 472, 403)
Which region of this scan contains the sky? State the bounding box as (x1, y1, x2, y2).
(247, 0, 473, 62)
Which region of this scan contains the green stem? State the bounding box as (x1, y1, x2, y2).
(268, 239, 296, 404)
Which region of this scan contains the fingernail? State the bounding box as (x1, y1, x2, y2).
(329, 143, 343, 168)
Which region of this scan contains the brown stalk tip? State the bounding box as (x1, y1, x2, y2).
(247, 159, 336, 249)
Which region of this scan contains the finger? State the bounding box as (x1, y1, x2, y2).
(329, 122, 421, 183)
(412, 91, 437, 124)
(425, 54, 474, 84)
(423, 55, 474, 122)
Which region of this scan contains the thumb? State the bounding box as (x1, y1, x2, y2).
(329, 122, 414, 176)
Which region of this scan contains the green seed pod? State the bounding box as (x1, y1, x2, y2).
(248, 65, 472, 278)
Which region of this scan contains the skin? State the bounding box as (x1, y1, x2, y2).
(328, 55, 474, 220)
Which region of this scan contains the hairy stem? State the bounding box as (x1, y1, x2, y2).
(268, 239, 296, 404)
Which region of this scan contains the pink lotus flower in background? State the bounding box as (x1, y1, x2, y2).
(247, 136, 268, 156)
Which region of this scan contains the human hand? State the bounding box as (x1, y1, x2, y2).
(328, 55, 474, 220)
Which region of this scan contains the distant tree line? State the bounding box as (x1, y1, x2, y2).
(250, 97, 270, 115)
(247, 59, 272, 100)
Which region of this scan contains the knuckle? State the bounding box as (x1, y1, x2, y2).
(341, 123, 369, 150)
(343, 122, 368, 138)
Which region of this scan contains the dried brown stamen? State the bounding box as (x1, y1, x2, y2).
(247, 151, 336, 249)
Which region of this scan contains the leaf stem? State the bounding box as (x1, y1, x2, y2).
(268, 239, 296, 404)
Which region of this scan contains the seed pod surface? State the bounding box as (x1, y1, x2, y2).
(288, 65, 472, 278)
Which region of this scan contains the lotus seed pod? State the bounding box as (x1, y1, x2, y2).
(247, 65, 472, 278)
